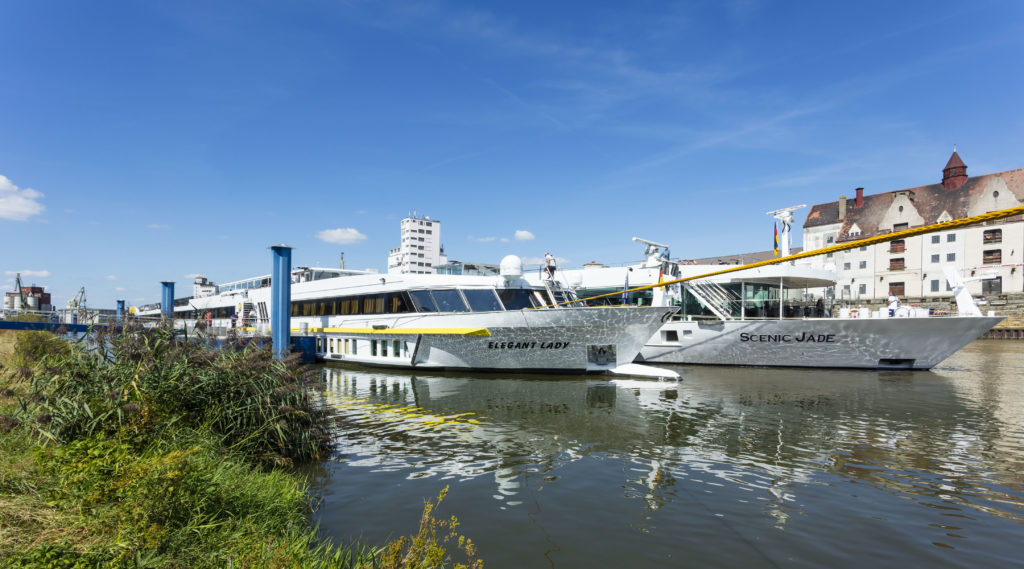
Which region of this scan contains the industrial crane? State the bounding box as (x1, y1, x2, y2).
(67, 287, 87, 309)
(15, 273, 27, 309)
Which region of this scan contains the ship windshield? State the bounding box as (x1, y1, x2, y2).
(431, 289, 470, 312)
(497, 288, 538, 310)
(461, 289, 504, 312)
(408, 290, 437, 312)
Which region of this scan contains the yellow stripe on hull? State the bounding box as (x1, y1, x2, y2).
(289, 327, 491, 336)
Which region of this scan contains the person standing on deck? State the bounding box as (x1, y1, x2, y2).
(545, 252, 557, 280)
(887, 295, 900, 317)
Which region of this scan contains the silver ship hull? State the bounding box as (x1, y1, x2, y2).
(639, 316, 1004, 370)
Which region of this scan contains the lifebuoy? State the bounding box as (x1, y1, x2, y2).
(849, 309, 859, 318)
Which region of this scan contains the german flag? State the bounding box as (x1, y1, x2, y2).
(773, 224, 779, 256)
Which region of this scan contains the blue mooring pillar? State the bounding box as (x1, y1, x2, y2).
(161, 282, 174, 320)
(270, 245, 293, 359)
(116, 299, 125, 325)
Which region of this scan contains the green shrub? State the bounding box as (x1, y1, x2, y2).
(26, 326, 332, 468)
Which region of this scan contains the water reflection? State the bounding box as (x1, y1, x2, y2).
(313, 342, 1024, 568)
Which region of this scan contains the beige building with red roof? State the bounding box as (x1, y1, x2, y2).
(802, 150, 1024, 301)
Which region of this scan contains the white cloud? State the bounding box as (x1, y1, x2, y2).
(316, 228, 367, 245)
(468, 235, 496, 242)
(5, 269, 51, 278)
(0, 174, 46, 221)
(147, 223, 169, 229)
(115, 287, 126, 291)
(514, 230, 535, 241)
(500, 237, 510, 243)
(105, 275, 118, 281)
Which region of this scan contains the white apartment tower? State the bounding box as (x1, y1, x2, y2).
(387, 212, 447, 274)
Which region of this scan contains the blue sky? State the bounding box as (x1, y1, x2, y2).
(2, 1, 1023, 308)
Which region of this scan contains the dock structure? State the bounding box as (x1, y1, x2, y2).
(160, 282, 174, 320)
(270, 244, 293, 359)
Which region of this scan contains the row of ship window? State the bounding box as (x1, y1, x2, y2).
(317, 337, 411, 358)
(171, 288, 576, 319)
(290, 288, 546, 317)
(165, 288, 544, 319)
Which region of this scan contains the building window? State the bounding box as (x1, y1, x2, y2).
(889, 282, 905, 296)
(983, 250, 1002, 264)
(859, 261, 867, 269)
(858, 284, 866, 295)
(890, 240, 905, 253)
(843, 262, 851, 270)
(826, 252, 833, 258)
(826, 235, 835, 244)
(860, 246, 867, 252)
(893, 222, 909, 231)
(930, 254, 940, 263)
(983, 229, 1002, 245)
(889, 258, 905, 271)
(946, 253, 956, 262)
(947, 233, 956, 242)
(982, 277, 1002, 294)
(930, 279, 940, 292)
(842, 284, 851, 296)
(931, 235, 940, 244)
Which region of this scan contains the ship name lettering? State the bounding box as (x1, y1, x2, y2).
(487, 341, 570, 350)
(738, 333, 836, 343)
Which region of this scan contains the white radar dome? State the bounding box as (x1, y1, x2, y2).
(499, 255, 524, 280)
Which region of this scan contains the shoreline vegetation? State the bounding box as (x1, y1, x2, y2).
(0, 327, 481, 569)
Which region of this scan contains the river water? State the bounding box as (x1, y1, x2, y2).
(308, 340, 1024, 568)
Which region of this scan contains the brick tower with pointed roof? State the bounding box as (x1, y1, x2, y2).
(942, 148, 968, 190)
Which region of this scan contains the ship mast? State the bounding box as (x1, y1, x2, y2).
(766, 204, 806, 258)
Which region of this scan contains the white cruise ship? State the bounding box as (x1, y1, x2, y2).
(136, 256, 678, 377)
(535, 240, 1002, 370)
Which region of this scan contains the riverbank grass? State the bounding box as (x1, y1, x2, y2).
(0, 328, 367, 568)
(0, 328, 483, 569)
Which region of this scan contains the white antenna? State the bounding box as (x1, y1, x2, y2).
(766, 204, 806, 258)
(632, 237, 670, 266)
(631, 236, 669, 249)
